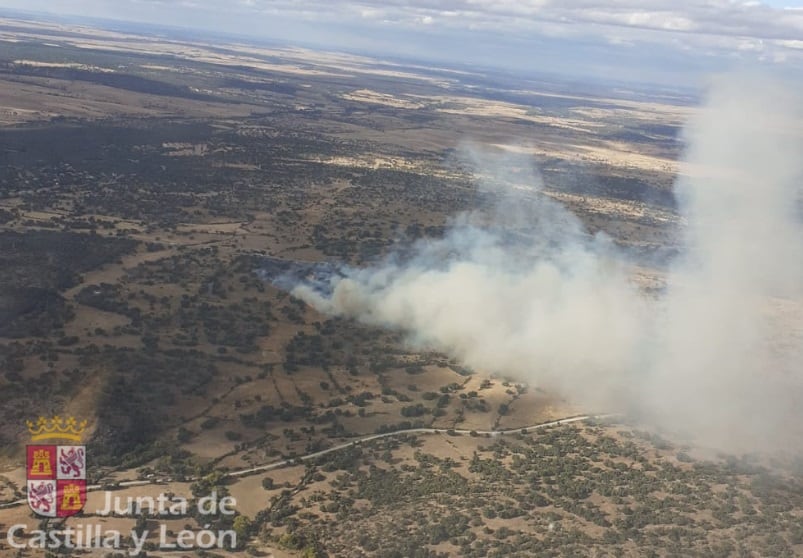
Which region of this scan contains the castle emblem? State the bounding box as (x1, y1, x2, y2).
(26, 416, 87, 518)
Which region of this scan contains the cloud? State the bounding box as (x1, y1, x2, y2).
(3, 0, 803, 81)
(221, 0, 803, 42)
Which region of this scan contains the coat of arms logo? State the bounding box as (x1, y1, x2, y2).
(26, 416, 88, 518)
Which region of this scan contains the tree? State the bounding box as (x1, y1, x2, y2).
(232, 515, 252, 548)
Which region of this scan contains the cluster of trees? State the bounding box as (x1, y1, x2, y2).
(253, 423, 803, 557)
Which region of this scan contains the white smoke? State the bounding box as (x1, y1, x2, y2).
(293, 73, 803, 454)
(640, 74, 803, 452)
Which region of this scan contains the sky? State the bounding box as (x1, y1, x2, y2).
(1, 1, 803, 86)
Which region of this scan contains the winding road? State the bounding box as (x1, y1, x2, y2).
(228, 413, 612, 477)
(0, 413, 614, 509)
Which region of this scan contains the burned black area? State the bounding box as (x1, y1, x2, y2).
(256, 256, 346, 296)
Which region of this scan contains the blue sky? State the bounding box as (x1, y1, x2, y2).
(1, 1, 802, 86)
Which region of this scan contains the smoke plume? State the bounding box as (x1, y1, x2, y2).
(293, 73, 803, 454)
(640, 74, 803, 452)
